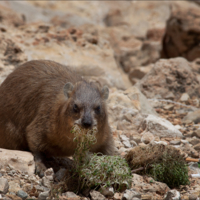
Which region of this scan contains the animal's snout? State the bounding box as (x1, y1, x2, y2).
(81, 114, 93, 129)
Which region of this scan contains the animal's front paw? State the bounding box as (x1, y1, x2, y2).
(35, 160, 47, 177)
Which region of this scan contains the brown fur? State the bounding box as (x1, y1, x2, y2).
(0, 60, 115, 174)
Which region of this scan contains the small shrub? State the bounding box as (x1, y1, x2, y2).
(147, 153, 189, 188)
(71, 125, 132, 191)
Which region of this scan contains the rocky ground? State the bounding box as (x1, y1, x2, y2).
(0, 1, 200, 200)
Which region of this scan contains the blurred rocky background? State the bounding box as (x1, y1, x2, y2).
(0, 1, 200, 200)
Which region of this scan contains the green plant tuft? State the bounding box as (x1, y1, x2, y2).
(71, 125, 132, 191)
(125, 143, 189, 188)
(147, 153, 189, 188)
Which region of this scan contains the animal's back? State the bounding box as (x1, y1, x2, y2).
(0, 60, 81, 150)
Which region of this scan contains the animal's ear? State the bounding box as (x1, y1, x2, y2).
(63, 82, 74, 98)
(101, 86, 109, 100)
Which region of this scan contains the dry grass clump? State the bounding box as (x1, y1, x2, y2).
(125, 143, 189, 188)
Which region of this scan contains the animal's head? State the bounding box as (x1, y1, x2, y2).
(63, 81, 109, 130)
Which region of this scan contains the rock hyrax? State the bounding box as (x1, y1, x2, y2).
(0, 60, 115, 175)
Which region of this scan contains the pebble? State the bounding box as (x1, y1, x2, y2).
(114, 193, 123, 200)
(170, 140, 181, 145)
(141, 131, 155, 144)
(164, 189, 181, 200)
(38, 191, 50, 200)
(62, 191, 79, 198)
(0, 178, 9, 194)
(122, 189, 141, 200)
(44, 168, 54, 177)
(189, 138, 200, 146)
(42, 177, 51, 188)
(8, 181, 21, 193)
(90, 190, 106, 200)
(194, 143, 200, 151)
(99, 186, 114, 198)
(130, 140, 137, 147)
(120, 135, 132, 148)
(17, 190, 28, 200)
(189, 193, 198, 200)
(180, 93, 190, 102)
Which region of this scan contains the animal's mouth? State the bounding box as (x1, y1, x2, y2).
(71, 124, 98, 136)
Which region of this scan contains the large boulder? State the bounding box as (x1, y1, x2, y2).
(135, 57, 200, 100)
(162, 2, 200, 61)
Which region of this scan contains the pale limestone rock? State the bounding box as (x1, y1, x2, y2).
(180, 93, 190, 102)
(0, 148, 35, 175)
(142, 115, 183, 138)
(90, 190, 106, 200)
(132, 174, 169, 195)
(141, 131, 155, 144)
(38, 191, 50, 200)
(122, 189, 141, 200)
(120, 135, 132, 148)
(164, 189, 181, 200)
(62, 191, 79, 198)
(8, 181, 21, 193)
(114, 193, 123, 200)
(0, 178, 9, 194)
(124, 86, 157, 116)
(99, 186, 114, 198)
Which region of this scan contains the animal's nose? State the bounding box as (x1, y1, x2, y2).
(82, 117, 93, 129)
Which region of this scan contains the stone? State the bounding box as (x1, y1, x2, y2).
(44, 168, 54, 177)
(164, 104, 174, 111)
(38, 191, 50, 200)
(131, 173, 169, 196)
(142, 114, 183, 138)
(129, 66, 152, 84)
(182, 110, 200, 124)
(62, 191, 79, 198)
(135, 57, 200, 100)
(54, 168, 67, 182)
(194, 128, 200, 138)
(193, 143, 200, 151)
(122, 189, 141, 200)
(108, 89, 143, 130)
(0, 148, 35, 175)
(114, 193, 123, 200)
(120, 135, 132, 148)
(164, 189, 181, 200)
(108, 86, 157, 134)
(8, 181, 21, 193)
(99, 186, 114, 198)
(189, 193, 198, 200)
(124, 86, 158, 116)
(170, 140, 181, 145)
(180, 143, 198, 158)
(189, 138, 200, 146)
(42, 177, 51, 188)
(0, 178, 9, 194)
(104, 1, 170, 74)
(16, 190, 28, 200)
(90, 190, 106, 200)
(180, 93, 190, 102)
(130, 140, 138, 147)
(162, 1, 200, 61)
(141, 132, 155, 144)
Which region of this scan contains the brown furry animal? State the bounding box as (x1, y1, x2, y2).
(0, 60, 115, 175)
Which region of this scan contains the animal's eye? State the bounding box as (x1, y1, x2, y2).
(95, 106, 101, 114)
(73, 104, 79, 113)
